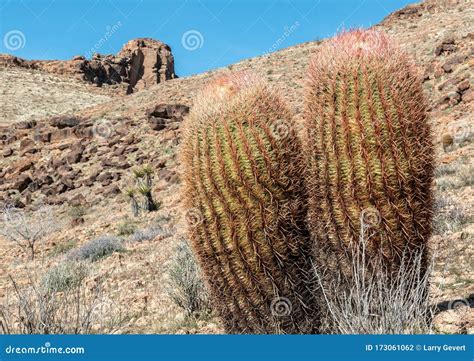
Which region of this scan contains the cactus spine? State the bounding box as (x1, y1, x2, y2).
(181, 73, 318, 333)
(304, 30, 434, 279)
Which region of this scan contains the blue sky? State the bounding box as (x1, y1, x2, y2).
(0, 0, 415, 77)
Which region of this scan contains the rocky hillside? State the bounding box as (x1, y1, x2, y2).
(0, 0, 472, 334)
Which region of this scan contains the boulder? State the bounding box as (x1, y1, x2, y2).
(13, 174, 33, 193)
(146, 104, 189, 131)
(50, 115, 81, 128)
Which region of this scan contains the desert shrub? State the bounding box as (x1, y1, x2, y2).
(432, 197, 470, 235)
(434, 163, 458, 178)
(68, 205, 87, 220)
(41, 261, 89, 293)
(436, 176, 462, 191)
(314, 232, 433, 334)
(0, 204, 61, 260)
(0, 272, 125, 334)
(166, 239, 211, 317)
(67, 236, 124, 262)
(129, 225, 174, 243)
(457, 131, 473, 148)
(458, 166, 473, 187)
(117, 218, 137, 236)
(434, 161, 472, 190)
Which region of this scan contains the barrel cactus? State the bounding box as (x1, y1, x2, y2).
(303, 30, 434, 280)
(181, 72, 318, 333)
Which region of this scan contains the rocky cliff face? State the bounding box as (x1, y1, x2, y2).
(0, 38, 176, 94)
(118, 38, 176, 93)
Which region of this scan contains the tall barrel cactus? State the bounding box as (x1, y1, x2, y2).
(304, 30, 434, 279)
(181, 73, 318, 333)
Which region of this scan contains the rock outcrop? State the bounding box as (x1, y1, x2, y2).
(146, 104, 190, 131)
(0, 38, 176, 94)
(117, 38, 176, 93)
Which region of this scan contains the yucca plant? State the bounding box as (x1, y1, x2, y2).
(131, 165, 157, 212)
(137, 184, 156, 212)
(125, 187, 139, 217)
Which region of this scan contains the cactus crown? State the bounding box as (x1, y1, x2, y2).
(311, 29, 413, 69)
(189, 72, 270, 122)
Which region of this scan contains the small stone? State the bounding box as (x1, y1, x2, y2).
(461, 89, 474, 102)
(457, 79, 470, 92)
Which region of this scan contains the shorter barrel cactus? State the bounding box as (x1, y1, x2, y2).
(181, 72, 318, 333)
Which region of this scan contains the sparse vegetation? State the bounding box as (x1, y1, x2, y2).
(41, 261, 90, 293)
(434, 162, 458, 178)
(432, 196, 470, 235)
(458, 166, 473, 187)
(68, 206, 87, 221)
(128, 224, 172, 243)
(436, 176, 462, 191)
(48, 239, 77, 257)
(166, 239, 211, 317)
(117, 217, 137, 236)
(67, 236, 124, 262)
(434, 159, 473, 190)
(0, 204, 61, 260)
(0, 272, 111, 334)
(314, 231, 434, 334)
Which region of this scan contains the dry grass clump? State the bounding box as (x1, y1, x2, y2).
(41, 261, 90, 293)
(432, 196, 470, 235)
(166, 239, 211, 317)
(0, 268, 121, 334)
(314, 221, 433, 334)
